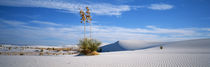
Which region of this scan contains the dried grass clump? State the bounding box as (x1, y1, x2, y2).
(62, 48, 71, 51)
(20, 52, 24, 55)
(90, 51, 99, 55)
(7, 52, 10, 55)
(47, 48, 53, 51)
(39, 52, 44, 56)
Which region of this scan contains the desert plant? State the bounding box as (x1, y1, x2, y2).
(160, 46, 163, 50)
(88, 39, 101, 52)
(40, 49, 44, 52)
(80, 9, 86, 38)
(8, 47, 12, 51)
(78, 38, 90, 55)
(80, 6, 92, 39)
(85, 6, 92, 39)
(20, 53, 24, 55)
(78, 38, 101, 55)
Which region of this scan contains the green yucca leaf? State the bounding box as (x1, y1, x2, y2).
(77, 38, 101, 55)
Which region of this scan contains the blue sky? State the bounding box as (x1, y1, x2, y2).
(0, 0, 210, 45)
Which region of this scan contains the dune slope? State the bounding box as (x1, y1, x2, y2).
(101, 39, 210, 52)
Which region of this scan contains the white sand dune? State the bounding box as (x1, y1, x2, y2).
(101, 39, 210, 52)
(165, 38, 210, 49)
(0, 38, 210, 67)
(101, 40, 162, 52)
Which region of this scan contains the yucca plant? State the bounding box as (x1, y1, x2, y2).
(85, 6, 92, 39)
(80, 9, 86, 38)
(78, 38, 101, 55)
(89, 39, 101, 52)
(160, 46, 163, 50)
(80, 6, 92, 39)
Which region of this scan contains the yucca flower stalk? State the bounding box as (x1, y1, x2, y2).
(80, 9, 86, 38)
(85, 6, 92, 39)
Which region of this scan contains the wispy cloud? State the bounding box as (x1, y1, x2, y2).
(0, 19, 26, 26)
(147, 4, 173, 10)
(145, 26, 196, 35)
(0, 0, 132, 15)
(0, 0, 173, 16)
(201, 28, 210, 31)
(31, 20, 62, 26)
(0, 19, 209, 45)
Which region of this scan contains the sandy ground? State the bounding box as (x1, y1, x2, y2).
(0, 48, 210, 67)
(0, 39, 210, 67)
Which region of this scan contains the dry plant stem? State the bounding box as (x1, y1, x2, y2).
(90, 21, 92, 39)
(84, 21, 86, 38)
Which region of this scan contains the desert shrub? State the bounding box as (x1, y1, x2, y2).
(78, 38, 101, 55)
(20, 53, 24, 55)
(160, 46, 163, 50)
(63, 48, 71, 51)
(40, 49, 44, 52)
(8, 47, 12, 50)
(89, 40, 101, 52)
(47, 48, 54, 51)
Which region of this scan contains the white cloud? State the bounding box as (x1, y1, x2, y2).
(205, 28, 210, 31)
(1, 19, 209, 45)
(0, 0, 173, 16)
(0, 19, 26, 26)
(0, 0, 131, 15)
(148, 4, 173, 10)
(31, 20, 62, 26)
(145, 25, 196, 35)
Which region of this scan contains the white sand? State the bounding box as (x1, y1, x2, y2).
(0, 39, 210, 67)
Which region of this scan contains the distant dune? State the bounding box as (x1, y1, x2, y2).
(101, 39, 210, 52)
(165, 38, 210, 49)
